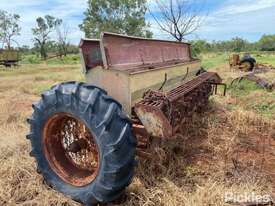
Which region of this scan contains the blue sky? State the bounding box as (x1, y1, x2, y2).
(0, 0, 275, 46)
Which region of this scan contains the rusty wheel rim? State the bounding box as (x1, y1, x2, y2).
(241, 62, 251, 71)
(43, 113, 100, 187)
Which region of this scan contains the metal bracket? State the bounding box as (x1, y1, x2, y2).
(181, 67, 189, 82)
(210, 82, 227, 96)
(159, 73, 168, 91)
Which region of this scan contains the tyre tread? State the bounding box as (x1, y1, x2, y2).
(27, 81, 136, 205)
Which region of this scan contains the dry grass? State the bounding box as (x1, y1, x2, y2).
(0, 63, 274, 206)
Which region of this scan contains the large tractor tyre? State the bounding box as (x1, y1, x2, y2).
(27, 82, 137, 206)
(240, 58, 255, 71)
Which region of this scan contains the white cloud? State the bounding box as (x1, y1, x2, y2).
(146, 0, 275, 42)
(217, 0, 275, 15)
(0, 0, 87, 46)
(195, 0, 275, 41)
(1, 0, 275, 45)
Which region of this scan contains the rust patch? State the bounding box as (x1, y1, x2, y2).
(43, 113, 100, 187)
(135, 72, 221, 138)
(101, 32, 192, 71)
(79, 39, 103, 70)
(135, 102, 173, 138)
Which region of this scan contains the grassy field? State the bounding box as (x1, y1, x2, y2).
(201, 53, 275, 118)
(0, 53, 274, 206)
(21, 54, 81, 65)
(201, 51, 275, 69)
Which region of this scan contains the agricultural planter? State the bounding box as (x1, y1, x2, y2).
(27, 32, 225, 206)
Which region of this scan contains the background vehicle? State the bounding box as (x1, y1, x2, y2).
(229, 53, 256, 71)
(0, 49, 20, 67)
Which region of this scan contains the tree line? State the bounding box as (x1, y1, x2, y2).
(0, 10, 78, 59)
(1, 0, 275, 60)
(190, 35, 275, 56)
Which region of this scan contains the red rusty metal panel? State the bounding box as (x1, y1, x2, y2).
(79, 39, 103, 70)
(101, 32, 192, 71)
(135, 103, 173, 138)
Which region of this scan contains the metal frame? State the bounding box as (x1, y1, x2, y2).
(80, 32, 224, 148)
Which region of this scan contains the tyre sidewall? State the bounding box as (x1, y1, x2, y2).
(29, 82, 136, 205)
(240, 59, 255, 71)
(32, 102, 103, 203)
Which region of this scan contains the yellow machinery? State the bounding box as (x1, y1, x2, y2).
(229, 53, 256, 71)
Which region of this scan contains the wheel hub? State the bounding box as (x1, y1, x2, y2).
(43, 113, 100, 187)
(67, 138, 89, 153)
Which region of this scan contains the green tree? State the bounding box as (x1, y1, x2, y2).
(32, 15, 62, 60)
(190, 40, 211, 56)
(0, 10, 21, 49)
(80, 0, 152, 38)
(258, 34, 275, 51)
(230, 37, 248, 52)
(208, 37, 253, 53)
(56, 23, 70, 57)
